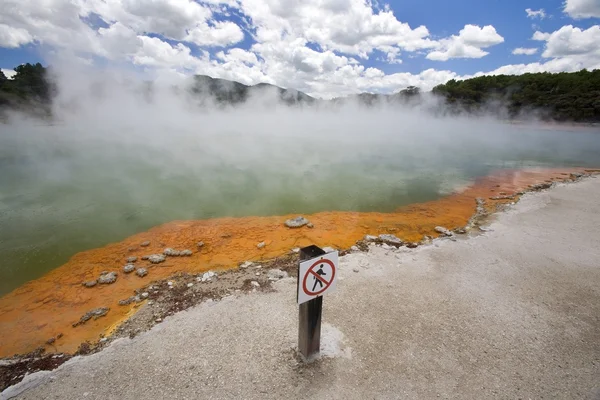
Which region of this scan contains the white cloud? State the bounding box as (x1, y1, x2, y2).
(541, 25, 600, 61)
(564, 0, 600, 19)
(525, 8, 547, 19)
(512, 47, 538, 55)
(1, 68, 17, 79)
(0, 24, 34, 48)
(427, 25, 504, 61)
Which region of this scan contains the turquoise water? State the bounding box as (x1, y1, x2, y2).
(1, 116, 599, 295)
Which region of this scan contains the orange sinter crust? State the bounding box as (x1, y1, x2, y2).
(0, 167, 595, 358)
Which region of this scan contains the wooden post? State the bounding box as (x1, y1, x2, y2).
(298, 245, 326, 359)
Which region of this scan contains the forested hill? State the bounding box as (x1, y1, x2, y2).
(432, 69, 600, 122)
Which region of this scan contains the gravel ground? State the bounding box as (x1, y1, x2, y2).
(3, 178, 600, 400)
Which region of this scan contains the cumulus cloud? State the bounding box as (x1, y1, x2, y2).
(564, 0, 600, 18)
(0, 0, 597, 98)
(525, 8, 547, 19)
(512, 47, 538, 55)
(426, 25, 504, 61)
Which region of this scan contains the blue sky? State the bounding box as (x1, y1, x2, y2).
(1, 0, 599, 97)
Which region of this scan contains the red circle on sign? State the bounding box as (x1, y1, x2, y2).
(302, 258, 336, 296)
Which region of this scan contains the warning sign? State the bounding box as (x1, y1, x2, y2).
(297, 251, 338, 305)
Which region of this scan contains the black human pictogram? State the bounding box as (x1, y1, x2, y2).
(312, 264, 327, 292)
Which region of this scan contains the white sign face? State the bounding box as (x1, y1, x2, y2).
(297, 251, 338, 305)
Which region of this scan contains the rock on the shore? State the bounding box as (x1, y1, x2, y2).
(180, 249, 193, 256)
(163, 248, 180, 256)
(136, 268, 148, 277)
(284, 216, 310, 228)
(118, 296, 141, 306)
(197, 241, 205, 248)
(267, 269, 288, 280)
(98, 272, 117, 284)
(251, 281, 260, 288)
(364, 235, 377, 241)
(147, 254, 166, 264)
(239, 261, 253, 269)
(454, 227, 468, 234)
(434, 226, 454, 237)
(378, 234, 403, 246)
(123, 264, 135, 273)
(199, 271, 216, 282)
(257, 242, 266, 249)
(140, 241, 150, 247)
(126, 256, 137, 263)
(73, 307, 109, 327)
(82, 280, 97, 288)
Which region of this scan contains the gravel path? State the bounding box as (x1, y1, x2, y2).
(4, 178, 600, 400)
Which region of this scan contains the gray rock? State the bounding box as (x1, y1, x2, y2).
(284, 216, 310, 228)
(251, 281, 260, 288)
(197, 241, 205, 248)
(267, 269, 288, 280)
(199, 271, 216, 282)
(118, 296, 141, 306)
(239, 261, 253, 269)
(163, 248, 180, 256)
(257, 242, 266, 249)
(123, 264, 135, 273)
(141, 292, 149, 299)
(378, 234, 403, 246)
(82, 280, 97, 288)
(364, 235, 378, 241)
(351, 245, 360, 251)
(140, 241, 150, 247)
(454, 227, 468, 234)
(406, 242, 419, 249)
(147, 254, 166, 264)
(180, 249, 193, 256)
(98, 272, 117, 284)
(126, 256, 137, 263)
(73, 307, 109, 327)
(307, 223, 314, 228)
(136, 268, 148, 277)
(434, 226, 453, 237)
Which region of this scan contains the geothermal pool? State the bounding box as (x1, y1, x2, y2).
(1, 115, 600, 296)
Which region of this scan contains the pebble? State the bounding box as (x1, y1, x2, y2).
(141, 241, 150, 247)
(251, 281, 260, 288)
(141, 292, 149, 298)
(123, 264, 135, 273)
(307, 223, 314, 228)
(82, 280, 97, 288)
(148, 300, 154, 305)
(126, 256, 137, 263)
(267, 269, 288, 280)
(136, 268, 148, 277)
(239, 261, 253, 269)
(163, 248, 180, 256)
(197, 241, 205, 248)
(167, 281, 173, 286)
(200, 271, 216, 282)
(255, 272, 261, 276)
(98, 272, 117, 285)
(147, 254, 166, 264)
(378, 234, 403, 246)
(284, 216, 310, 228)
(155, 318, 162, 323)
(434, 226, 454, 237)
(292, 248, 300, 253)
(257, 241, 266, 249)
(180, 249, 193, 256)
(364, 235, 377, 241)
(351, 246, 359, 251)
(99, 338, 107, 343)
(187, 283, 194, 288)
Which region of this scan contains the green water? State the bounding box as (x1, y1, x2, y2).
(1, 117, 599, 295)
